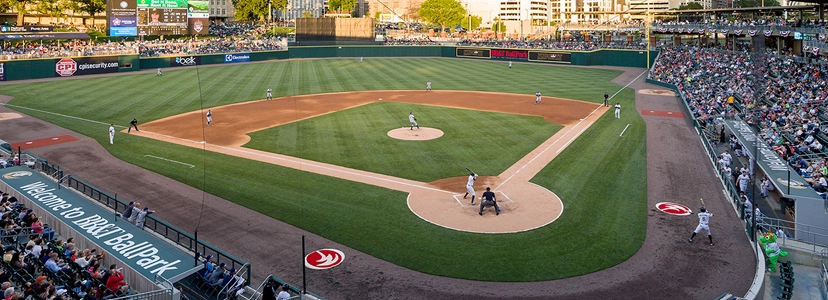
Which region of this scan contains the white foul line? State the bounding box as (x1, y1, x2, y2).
(143, 155, 195, 168)
(4, 104, 125, 128)
(619, 124, 631, 137)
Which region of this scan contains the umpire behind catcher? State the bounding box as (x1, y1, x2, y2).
(479, 187, 501, 216)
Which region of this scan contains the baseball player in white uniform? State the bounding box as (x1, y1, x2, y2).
(206, 110, 213, 126)
(689, 206, 714, 245)
(426, 81, 432, 91)
(535, 91, 542, 104)
(463, 172, 478, 204)
(737, 169, 750, 193)
(614, 102, 621, 118)
(408, 112, 419, 130)
(267, 88, 273, 100)
(509, 61, 512, 68)
(108, 124, 115, 145)
(157, 68, 162, 77)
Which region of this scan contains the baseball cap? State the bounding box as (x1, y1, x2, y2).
(229, 268, 236, 273)
(36, 276, 47, 283)
(219, 262, 225, 267)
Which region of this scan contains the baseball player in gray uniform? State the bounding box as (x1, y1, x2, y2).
(535, 91, 542, 104)
(463, 172, 477, 204)
(206, 110, 213, 126)
(689, 206, 714, 245)
(267, 88, 273, 100)
(409, 112, 419, 130)
(108, 124, 115, 145)
(426, 81, 432, 91)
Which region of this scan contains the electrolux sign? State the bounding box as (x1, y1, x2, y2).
(224, 53, 250, 63)
(0, 167, 196, 280)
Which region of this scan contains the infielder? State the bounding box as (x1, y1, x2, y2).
(157, 68, 162, 77)
(689, 206, 714, 246)
(479, 187, 500, 215)
(408, 112, 419, 130)
(267, 88, 273, 100)
(128, 118, 139, 133)
(463, 172, 478, 204)
(614, 102, 621, 118)
(108, 124, 115, 145)
(426, 81, 432, 91)
(535, 91, 542, 105)
(206, 110, 213, 126)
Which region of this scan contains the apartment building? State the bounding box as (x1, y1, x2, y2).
(210, 0, 236, 21)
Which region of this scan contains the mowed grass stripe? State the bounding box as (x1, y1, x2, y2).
(0, 58, 645, 281)
(245, 102, 562, 181)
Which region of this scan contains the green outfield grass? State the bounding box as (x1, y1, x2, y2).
(0, 58, 646, 281)
(245, 102, 562, 182)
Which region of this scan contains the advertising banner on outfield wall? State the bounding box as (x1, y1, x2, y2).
(491, 49, 528, 61)
(529, 51, 572, 64)
(54, 56, 120, 77)
(0, 62, 5, 81)
(170, 56, 201, 67)
(224, 53, 250, 63)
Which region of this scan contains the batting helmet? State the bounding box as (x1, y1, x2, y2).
(699, 206, 706, 213)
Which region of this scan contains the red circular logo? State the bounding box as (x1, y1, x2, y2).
(655, 202, 692, 216)
(56, 58, 77, 77)
(305, 249, 344, 270)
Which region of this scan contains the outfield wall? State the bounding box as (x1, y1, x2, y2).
(0, 47, 656, 81)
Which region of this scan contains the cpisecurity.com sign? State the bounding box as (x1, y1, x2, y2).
(0, 167, 197, 280)
(224, 53, 250, 63)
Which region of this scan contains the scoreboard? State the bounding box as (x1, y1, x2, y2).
(137, 7, 187, 36)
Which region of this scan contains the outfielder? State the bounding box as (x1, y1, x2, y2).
(206, 110, 213, 126)
(108, 124, 115, 145)
(479, 187, 500, 215)
(509, 61, 512, 68)
(426, 81, 432, 91)
(267, 87, 273, 100)
(408, 112, 419, 130)
(463, 172, 478, 204)
(689, 206, 714, 245)
(615, 102, 621, 118)
(157, 68, 162, 77)
(535, 91, 542, 105)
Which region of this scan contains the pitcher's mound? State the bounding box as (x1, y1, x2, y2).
(387, 127, 444, 141)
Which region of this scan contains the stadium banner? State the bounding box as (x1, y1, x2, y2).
(528, 51, 572, 64)
(170, 56, 201, 67)
(187, 17, 208, 35)
(455, 48, 491, 59)
(224, 53, 251, 63)
(0, 62, 4, 81)
(54, 56, 120, 77)
(0, 26, 53, 32)
(490, 49, 528, 61)
(137, 0, 188, 8)
(0, 166, 200, 281)
(107, 0, 138, 37)
(722, 119, 822, 200)
(187, 0, 210, 18)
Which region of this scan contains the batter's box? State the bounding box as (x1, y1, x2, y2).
(452, 191, 514, 206)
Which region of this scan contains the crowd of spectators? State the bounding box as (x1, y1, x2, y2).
(208, 22, 268, 38)
(654, 16, 828, 29)
(650, 44, 828, 193)
(456, 38, 647, 50)
(382, 36, 438, 46)
(136, 36, 283, 57)
(0, 192, 137, 300)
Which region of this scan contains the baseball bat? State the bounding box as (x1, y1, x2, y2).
(465, 167, 474, 174)
(700, 198, 705, 206)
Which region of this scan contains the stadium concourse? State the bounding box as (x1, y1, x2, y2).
(0, 60, 755, 299)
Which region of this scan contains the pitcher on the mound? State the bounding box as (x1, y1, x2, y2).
(409, 112, 419, 130)
(463, 172, 477, 204)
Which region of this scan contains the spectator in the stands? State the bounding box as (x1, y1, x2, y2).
(31, 218, 44, 235)
(75, 250, 93, 268)
(104, 266, 126, 293)
(3, 246, 13, 263)
(45, 252, 74, 278)
(87, 261, 104, 280)
(81, 286, 96, 300)
(64, 243, 75, 258)
(11, 252, 33, 275)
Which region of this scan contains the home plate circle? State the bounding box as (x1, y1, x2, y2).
(655, 202, 692, 216)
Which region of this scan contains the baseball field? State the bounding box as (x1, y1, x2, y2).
(0, 57, 646, 282)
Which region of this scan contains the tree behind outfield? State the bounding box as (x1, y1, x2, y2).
(420, 0, 465, 29)
(676, 2, 703, 9)
(459, 15, 481, 30)
(328, 0, 356, 13)
(233, 0, 268, 21)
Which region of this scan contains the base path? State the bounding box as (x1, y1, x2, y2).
(133, 91, 601, 233)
